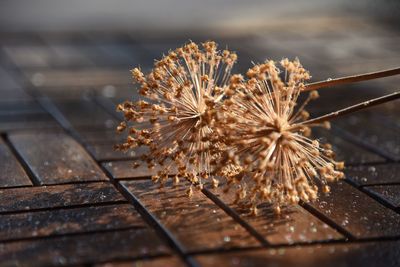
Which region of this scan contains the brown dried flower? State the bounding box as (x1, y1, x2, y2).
(116, 41, 238, 189)
(215, 58, 345, 215)
(116, 39, 400, 214)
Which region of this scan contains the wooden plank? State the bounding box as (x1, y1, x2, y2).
(9, 131, 107, 184)
(0, 182, 125, 213)
(0, 137, 31, 187)
(345, 164, 400, 187)
(121, 180, 261, 253)
(0, 113, 60, 132)
(94, 256, 185, 267)
(54, 100, 117, 129)
(0, 204, 144, 241)
(364, 185, 400, 209)
(0, 228, 170, 267)
(88, 144, 144, 161)
(23, 69, 131, 88)
(194, 240, 400, 267)
(210, 186, 343, 245)
(103, 160, 162, 179)
(77, 130, 126, 145)
(335, 113, 400, 161)
(0, 100, 44, 116)
(307, 181, 400, 239)
(313, 128, 384, 165)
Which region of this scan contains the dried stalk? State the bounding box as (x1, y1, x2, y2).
(304, 67, 400, 91)
(302, 91, 400, 125)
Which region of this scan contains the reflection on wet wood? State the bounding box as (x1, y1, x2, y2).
(0, 182, 125, 212)
(0, 229, 170, 267)
(121, 180, 261, 252)
(0, 204, 145, 241)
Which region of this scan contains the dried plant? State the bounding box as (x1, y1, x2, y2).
(116, 41, 239, 191)
(214, 59, 400, 215)
(116, 40, 400, 214)
(213, 58, 343, 214)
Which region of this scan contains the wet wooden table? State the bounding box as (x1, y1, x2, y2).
(0, 27, 399, 267)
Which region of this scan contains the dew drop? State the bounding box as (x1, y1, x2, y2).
(368, 166, 376, 173)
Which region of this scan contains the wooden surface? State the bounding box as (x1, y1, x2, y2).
(0, 28, 399, 267)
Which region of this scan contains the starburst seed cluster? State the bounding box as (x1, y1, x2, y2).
(214, 58, 345, 215)
(116, 41, 345, 214)
(116, 41, 239, 190)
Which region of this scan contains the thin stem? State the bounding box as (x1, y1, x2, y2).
(301, 91, 400, 125)
(304, 67, 400, 91)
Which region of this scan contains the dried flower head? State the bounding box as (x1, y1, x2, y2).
(116, 41, 239, 189)
(215, 58, 345, 214)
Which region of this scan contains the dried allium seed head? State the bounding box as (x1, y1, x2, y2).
(215, 58, 345, 210)
(117, 41, 238, 190)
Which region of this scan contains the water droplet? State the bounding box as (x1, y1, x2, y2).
(212, 209, 217, 214)
(368, 166, 376, 173)
(223, 236, 231, 242)
(361, 177, 368, 183)
(327, 78, 332, 81)
(289, 226, 295, 233)
(278, 248, 286, 255)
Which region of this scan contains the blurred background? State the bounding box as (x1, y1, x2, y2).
(0, 0, 399, 114)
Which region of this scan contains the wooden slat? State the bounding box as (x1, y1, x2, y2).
(0, 182, 124, 213)
(313, 128, 384, 165)
(88, 144, 143, 161)
(0, 113, 60, 132)
(0, 137, 31, 187)
(77, 130, 126, 145)
(94, 256, 185, 267)
(335, 113, 400, 161)
(54, 100, 117, 129)
(307, 181, 400, 239)
(0, 204, 144, 241)
(194, 240, 400, 267)
(9, 131, 107, 184)
(345, 164, 400, 187)
(121, 180, 261, 253)
(103, 160, 163, 179)
(0, 228, 170, 267)
(210, 186, 343, 245)
(24, 69, 131, 88)
(364, 185, 400, 209)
